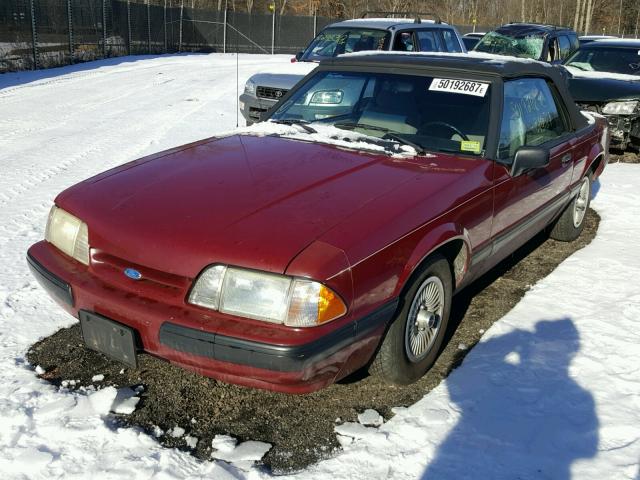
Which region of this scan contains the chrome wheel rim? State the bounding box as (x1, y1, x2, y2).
(405, 276, 444, 363)
(573, 177, 590, 228)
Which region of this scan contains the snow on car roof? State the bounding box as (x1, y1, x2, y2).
(330, 17, 444, 29)
(565, 65, 640, 83)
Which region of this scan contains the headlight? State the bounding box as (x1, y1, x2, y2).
(188, 265, 347, 327)
(244, 79, 256, 95)
(602, 101, 639, 115)
(45, 206, 90, 265)
(309, 90, 344, 105)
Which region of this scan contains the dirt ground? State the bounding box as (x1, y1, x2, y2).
(27, 207, 602, 473)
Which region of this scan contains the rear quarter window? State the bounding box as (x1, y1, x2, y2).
(441, 30, 463, 53)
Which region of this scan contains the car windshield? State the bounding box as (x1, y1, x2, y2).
(474, 31, 545, 59)
(300, 28, 390, 61)
(565, 47, 640, 75)
(270, 71, 492, 156)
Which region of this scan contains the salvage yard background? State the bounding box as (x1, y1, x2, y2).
(2, 0, 639, 73)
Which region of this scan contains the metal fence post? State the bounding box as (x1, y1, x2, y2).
(163, 0, 167, 52)
(67, 0, 74, 63)
(223, 8, 227, 53)
(313, 13, 317, 37)
(127, 0, 132, 55)
(147, 0, 151, 53)
(271, 9, 275, 54)
(29, 0, 38, 70)
(179, 0, 183, 52)
(102, 0, 107, 58)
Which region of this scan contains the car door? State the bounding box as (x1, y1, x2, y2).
(490, 78, 575, 262)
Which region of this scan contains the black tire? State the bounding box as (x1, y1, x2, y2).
(550, 174, 591, 242)
(369, 254, 452, 385)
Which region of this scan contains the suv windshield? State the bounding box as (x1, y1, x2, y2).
(474, 31, 545, 59)
(300, 28, 390, 61)
(270, 70, 492, 156)
(565, 47, 640, 76)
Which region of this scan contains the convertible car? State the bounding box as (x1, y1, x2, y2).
(27, 53, 608, 393)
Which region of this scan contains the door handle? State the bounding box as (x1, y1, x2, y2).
(561, 153, 572, 165)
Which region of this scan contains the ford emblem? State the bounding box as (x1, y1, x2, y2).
(124, 268, 142, 281)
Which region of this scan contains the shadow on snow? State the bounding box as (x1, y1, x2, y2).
(422, 317, 598, 479)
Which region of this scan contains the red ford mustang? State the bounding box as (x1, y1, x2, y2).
(27, 54, 608, 393)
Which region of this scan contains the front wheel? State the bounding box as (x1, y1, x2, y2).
(550, 175, 591, 242)
(369, 254, 452, 384)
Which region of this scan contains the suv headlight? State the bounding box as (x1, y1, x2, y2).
(45, 206, 90, 265)
(244, 79, 256, 95)
(188, 265, 347, 327)
(602, 101, 639, 115)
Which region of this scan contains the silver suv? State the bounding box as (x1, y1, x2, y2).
(240, 12, 466, 124)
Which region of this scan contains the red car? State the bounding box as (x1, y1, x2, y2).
(27, 54, 608, 394)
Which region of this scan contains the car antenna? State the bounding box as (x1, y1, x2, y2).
(235, 8, 239, 129)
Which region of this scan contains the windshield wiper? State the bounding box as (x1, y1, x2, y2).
(567, 63, 588, 71)
(383, 133, 426, 155)
(334, 121, 390, 133)
(270, 119, 317, 134)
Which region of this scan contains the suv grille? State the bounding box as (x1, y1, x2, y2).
(256, 86, 289, 100)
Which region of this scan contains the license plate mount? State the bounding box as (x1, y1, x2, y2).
(79, 311, 138, 368)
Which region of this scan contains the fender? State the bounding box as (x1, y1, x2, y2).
(392, 221, 472, 298)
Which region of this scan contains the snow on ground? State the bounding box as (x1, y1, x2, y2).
(0, 53, 639, 479)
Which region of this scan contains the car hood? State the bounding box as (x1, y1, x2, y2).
(567, 76, 640, 103)
(249, 71, 312, 90)
(57, 135, 423, 278)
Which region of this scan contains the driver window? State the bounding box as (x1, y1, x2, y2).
(498, 78, 569, 163)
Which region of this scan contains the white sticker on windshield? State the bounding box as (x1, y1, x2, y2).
(429, 78, 490, 97)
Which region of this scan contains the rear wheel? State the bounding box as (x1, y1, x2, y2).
(369, 254, 452, 384)
(550, 174, 591, 242)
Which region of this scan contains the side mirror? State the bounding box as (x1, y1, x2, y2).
(510, 146, 550, 177)
(295, 51, 304, 61)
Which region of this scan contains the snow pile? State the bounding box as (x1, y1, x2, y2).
(0, 53, 638, 479)
(211, 435, 272, 469)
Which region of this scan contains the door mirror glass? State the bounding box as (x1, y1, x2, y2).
(295, 51, 304, 60)
(511, 146, 550, 176)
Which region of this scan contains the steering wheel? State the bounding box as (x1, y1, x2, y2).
(421, 121, 469, 141)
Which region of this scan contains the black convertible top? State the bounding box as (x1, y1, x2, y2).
(322, 51, 566, 81)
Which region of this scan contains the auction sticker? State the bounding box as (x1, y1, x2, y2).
(429, 78, 489, 97)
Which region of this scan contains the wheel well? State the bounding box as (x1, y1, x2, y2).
(588, 153, 604, 177)
(405, 239, 466, 295)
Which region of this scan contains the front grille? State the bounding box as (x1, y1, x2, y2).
(90, 250, 191, 304)
(256, 86, 289, 100)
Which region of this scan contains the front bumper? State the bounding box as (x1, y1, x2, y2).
(27, 241, 396, 393)
(239, 93, 278, 124)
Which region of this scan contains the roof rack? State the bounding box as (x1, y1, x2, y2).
(360, 11, 442, 24)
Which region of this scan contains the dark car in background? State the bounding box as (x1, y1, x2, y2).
(240, 11, 466, 124)
(564, 39, 640, 150)
(474, 23, 579, 63)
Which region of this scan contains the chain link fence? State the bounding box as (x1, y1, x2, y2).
(0, 0, 340, 73)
